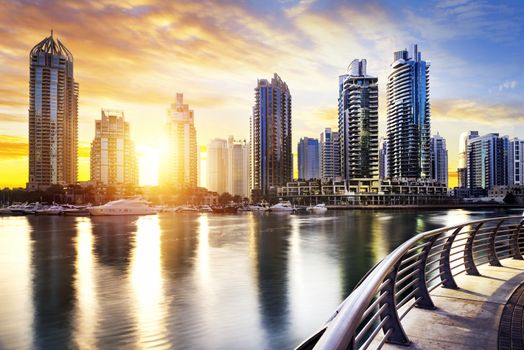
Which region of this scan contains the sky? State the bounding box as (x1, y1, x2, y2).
(0, 0, 523, 188)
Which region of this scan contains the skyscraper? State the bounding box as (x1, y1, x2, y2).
(430, 133, 448, 186)
(457, 131, 479, 188)
(227, 136, 250, 198)
(90, 109, 138, 187)
(338, 59, 379, 182)
(161, 93, 198, 189)
(27, 31, 78, 190)
(320, 128, 341, 180)
(509, 138, 524, 186)
(386, 44, 430, 179)
(207, 138, 228, 194)
(251, 73, 292, 197)
(297, 137, 320, 180)
(467, 133, 509, 190)
(379, 137, 389, 180)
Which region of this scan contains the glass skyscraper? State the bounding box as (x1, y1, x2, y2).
(386, 44, 430, 179)
(467, 133, 509, 190)
(509, 138, 524, 186)
(430, 133, 448, 186)
(320, 128, 341, 180)
(251, 73, 292, 197)
(297, 137, 320, 180)
(207, 138, 228, 194)
(28, 31, 78, 189)
(378, 137, 389, 180)
(338, 59, 379, 182)
(457, 131, 479, 188)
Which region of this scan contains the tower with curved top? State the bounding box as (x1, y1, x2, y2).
(386, 44, 430, 179)
(27, 31, 78, 189)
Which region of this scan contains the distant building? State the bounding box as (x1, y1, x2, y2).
(457, 131, 479, 188)
(28, 31, 78, 190)
(161, 93, 198, 189)
(206, 138, 228, 194)
(320, 128, 341, 180)
(430, 133, 448, 186)
(467, 133, 509, 190)
(227, 137, 250, 199)
(298, 137, 320, 180)
(387, 44, 431, 179)
(338, 59, 379, 182)
(251, 73, 292, 197)
(379, 137, 389, 180)
(90, 110, 138, 187)
(509, 138, 524, 186)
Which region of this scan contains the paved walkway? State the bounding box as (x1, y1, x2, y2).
(382, 259, 524, 350)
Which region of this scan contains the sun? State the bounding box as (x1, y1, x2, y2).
(136, 144, 160, 186)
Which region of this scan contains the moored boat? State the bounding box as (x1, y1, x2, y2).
(269, 201, 295, 212)
(88, 199, 157, 216)
(306, 203, 328, 214)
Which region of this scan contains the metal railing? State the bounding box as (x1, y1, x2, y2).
(296, 216, 524, 350)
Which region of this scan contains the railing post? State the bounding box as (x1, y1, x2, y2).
(415, 236, 437, 309)
(379, 262, 410, 346)
(439, 227, 462, 289)
(488, 220, 504, 267)
(464, 223, 483, 276)
(511, 220, 524, 260)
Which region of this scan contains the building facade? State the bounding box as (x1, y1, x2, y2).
(338, 59, 379, 182)
(207, 138, 228, 194)
(227, 136, 250, 199)
(161, 93, 198, 189)
(386, 44, 431, 179)
(430, 133, 448, 186)
(509, 138, 524, 186)
(457, 131, 479, 188)
(251, 73, 292, 196)
(320, 128, 341, 180)
(90, 110, 138, 187)
(467, 133, 509, 190)
(379, 137, 389, 180)
(28, 32, 78, 190)
(297, 137, 320, 180)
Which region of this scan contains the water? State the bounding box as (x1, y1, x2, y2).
(0, 209, 520, 349)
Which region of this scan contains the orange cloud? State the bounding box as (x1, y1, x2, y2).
(433, 99, 524, 124)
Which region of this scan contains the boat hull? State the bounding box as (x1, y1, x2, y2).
(88, 207, 157, 216)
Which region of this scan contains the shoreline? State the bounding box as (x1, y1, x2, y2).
(325, 204, 524, 210)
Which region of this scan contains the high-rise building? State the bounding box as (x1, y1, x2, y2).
(251, 73, 292, 196)
(297, 137, 320, 180)
(207, 138, 228, 194)
(161, 93, 198, 189)
(509, 138, 524, 186)
(467, 133, 509, 190)
(379, 137, 389, 180)
(90, 110, 138, 186)
(430, 133, 448, 186)
(338, 59, 379, 181)
(27, 31, 78, 190)
(227, 136, 250, 199)
(386, 44, 430, 179)
(320, 128, 341, 180)
(457, 131, 479, 188)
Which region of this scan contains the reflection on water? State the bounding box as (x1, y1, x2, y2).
(0, 209, 518, 349)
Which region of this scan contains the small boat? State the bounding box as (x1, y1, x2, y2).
(63, 206, 90, 216)
(22, 202, 44, 215)
(199, 205, 213, 213)
(247, 204, 270, 212)
(88, 199, 157, 216)
(0, 207, 12, 215)
(269, 201, 295, 212)
(176, 205, 199, 213)
(36, 204, 64, 215)
(306, 203, 328, 214)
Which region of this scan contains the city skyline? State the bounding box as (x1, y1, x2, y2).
(1, 1, 524, 188)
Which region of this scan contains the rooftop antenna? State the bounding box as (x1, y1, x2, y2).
(50, 29, 53, 38)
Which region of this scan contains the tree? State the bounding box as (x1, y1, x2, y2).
(219, 192, 233, 205)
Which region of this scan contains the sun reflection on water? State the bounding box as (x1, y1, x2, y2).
(73, 217, 97, 348)
(131, 215, 168, 348)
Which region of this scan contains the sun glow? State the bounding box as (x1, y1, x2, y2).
(137, 144, 160, 186)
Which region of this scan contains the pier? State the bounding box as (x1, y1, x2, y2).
(297, 216, 524, 350)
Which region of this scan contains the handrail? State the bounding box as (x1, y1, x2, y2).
(296, 216, 524, 350)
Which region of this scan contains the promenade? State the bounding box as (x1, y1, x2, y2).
(380, 258, 524, 349)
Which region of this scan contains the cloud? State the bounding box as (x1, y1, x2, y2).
(432, 99, 524, 124)
(498, 80, 517, 91)
(0, 135, 27, 159)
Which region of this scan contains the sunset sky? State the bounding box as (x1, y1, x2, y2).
(1, 0, 523, 188)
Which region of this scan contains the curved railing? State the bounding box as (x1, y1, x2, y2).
(296, 216, 524, 350)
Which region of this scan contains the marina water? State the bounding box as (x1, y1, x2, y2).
(0, 209, 520, 349)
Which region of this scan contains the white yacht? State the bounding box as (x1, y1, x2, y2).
(306, 203, 328, 214)
(88, 199, 157, 216)
(269, 201, 295, 212)
(36, 204, 64, 215)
